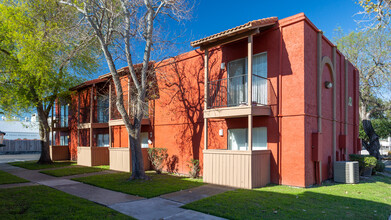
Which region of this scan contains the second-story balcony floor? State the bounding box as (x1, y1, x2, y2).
(77, 122, 109, 129)
(108, 118, 151, 127)
(204, 105, 270, 119)
(205, 73, 270, 119)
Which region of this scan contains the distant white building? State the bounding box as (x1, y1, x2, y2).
(380, 137, 391, 154)
(361, 137, 391, 156)
(0, 115, 40, 140)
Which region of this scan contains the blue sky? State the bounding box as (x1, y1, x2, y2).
(93, 0, 364, 78)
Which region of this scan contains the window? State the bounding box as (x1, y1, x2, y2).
(60, 104, 68, 127)
(97, 134, 109, 147)
(227, 52, 267, 106)
(227, 127, 267, 151)
(60, 135, 68, 146)
(228, 128, 247, 150)
(253, 127, 267, 150)
(252, 53, 267, 105)
(228, 58, 247, 106)
(141, 132, 149, 148)
(97, 95, 109, 123)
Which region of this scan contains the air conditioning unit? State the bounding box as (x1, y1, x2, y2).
(334, 161, 359, 184)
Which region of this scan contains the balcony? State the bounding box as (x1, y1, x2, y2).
(205, 74, 270, 119)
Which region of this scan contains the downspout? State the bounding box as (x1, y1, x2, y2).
(317, 32, 322, 133)
(278, 26, 283, 184)
(332, 46, 337, 165)
(344, 59, 348, 157)
(316, 31, 322, 184)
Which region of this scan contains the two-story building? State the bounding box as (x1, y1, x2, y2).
(50, 13, 360, 189)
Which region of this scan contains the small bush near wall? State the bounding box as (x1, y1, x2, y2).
(375, 160, 385, 172)
(187, 159, 200, 178)
(147, 148, 168, 174)
(349, 154, 377, 176)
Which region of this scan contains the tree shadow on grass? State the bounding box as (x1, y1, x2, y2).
(183, 181, 391, 219)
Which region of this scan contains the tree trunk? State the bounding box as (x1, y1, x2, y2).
(129, 130, 147, 180)
(37, 105, 53, 164)
(362, 119, 382, 159)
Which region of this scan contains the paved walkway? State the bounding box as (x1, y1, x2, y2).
(0, 163, 232, 220)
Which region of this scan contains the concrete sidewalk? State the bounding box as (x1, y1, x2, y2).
(0, 163, 231, 220)
(110, 184, 233, 220)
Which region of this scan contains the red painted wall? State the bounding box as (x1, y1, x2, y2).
(303, 17, 360, 185)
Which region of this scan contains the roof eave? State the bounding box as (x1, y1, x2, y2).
(191, 17, 278, 49)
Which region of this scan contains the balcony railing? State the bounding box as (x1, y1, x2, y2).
(207, 74, 268, 109)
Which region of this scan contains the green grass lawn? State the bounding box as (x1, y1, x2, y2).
(40, 166, 109, 177)
(73, 171, 204, 198)
(183, 175, 391, 220)
(0, 170, 28, 185)
(9, 160, 76, 170)
(0, 185, 133, 219)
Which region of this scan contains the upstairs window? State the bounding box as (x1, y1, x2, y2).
(227, 52, 267, 106)
(97, 95, 109, 123)
(60, 104, 68, 127)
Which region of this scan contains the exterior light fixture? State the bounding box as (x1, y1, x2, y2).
(219, 129, 224, 137)
(220, 63, 225, 70)
(0, 131, 5, 147)
(324, 81, 333, 89)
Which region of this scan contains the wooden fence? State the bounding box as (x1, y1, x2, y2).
(0, 140, 41, 153)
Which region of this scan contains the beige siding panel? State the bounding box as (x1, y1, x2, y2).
(203, 149, 270, 189)
(251, 150, 270, 188)
(77, 147, 92, 166)
(50, 146, 70, 161)
(109, 148, 130, 172)
(109, 148, 151, 172)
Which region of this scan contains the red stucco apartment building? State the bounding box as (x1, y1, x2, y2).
(50, 13, 360, 189)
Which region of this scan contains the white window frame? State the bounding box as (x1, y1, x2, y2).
(228, 128, 248, 151)
(227, 52, 267, 106)
(227, 127, 267, 151)
(141, 132, 149, 148)
(97, 133, 109, 147)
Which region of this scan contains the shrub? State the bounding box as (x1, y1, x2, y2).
(147, 148, 168, 174)
(349, 154, 377, 175)
(388, 151, 391, 156)
(375, 160, 385, 172)
(187, 159, 200, 178)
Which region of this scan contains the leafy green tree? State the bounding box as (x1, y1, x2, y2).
(0, 0, 100, 163)
(335, 27, 391, 158)
(60, 0, 192, 179)
(359, 119, 391, 141)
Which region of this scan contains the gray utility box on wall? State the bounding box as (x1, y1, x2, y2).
(334, 161, 359, 184)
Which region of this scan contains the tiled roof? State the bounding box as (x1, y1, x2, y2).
(69, 78, 107, 91)
(191, 17, 278, 48)
(98, 66, 131, 79)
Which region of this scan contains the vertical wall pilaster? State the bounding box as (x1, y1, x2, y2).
(204, 50, 209, 150)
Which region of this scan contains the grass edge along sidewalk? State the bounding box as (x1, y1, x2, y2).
(73, 171, 204, 198)
(8, 160, 75, 170)
(0, 185, 133, 219)
(40, 166, 109, 177)
(0, 170, 28, 185)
